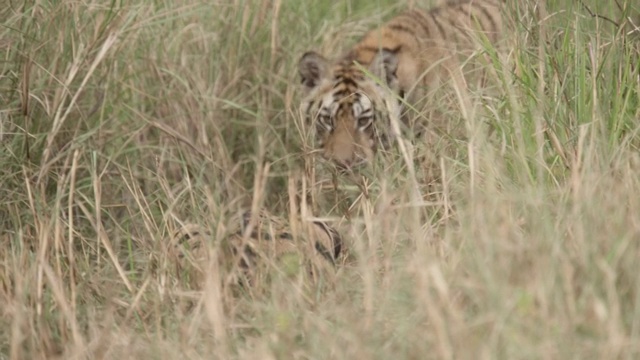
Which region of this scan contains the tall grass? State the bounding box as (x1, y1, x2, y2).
(1, 0, 639, 358)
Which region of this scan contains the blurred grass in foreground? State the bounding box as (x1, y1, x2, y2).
(1, 0, 640, 358)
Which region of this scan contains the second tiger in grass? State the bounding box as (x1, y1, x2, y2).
(170, 209, 343, 292)
(299, 0, 507, 168)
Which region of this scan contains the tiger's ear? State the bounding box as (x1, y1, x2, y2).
(369, 49, 399, 90)
(298, 51, 329, 93)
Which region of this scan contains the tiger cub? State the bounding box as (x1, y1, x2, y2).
(299, 0, 506, 168)
(170, 209, 343, 289)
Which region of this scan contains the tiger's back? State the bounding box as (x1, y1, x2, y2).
(299, 0, 506, 167)
(351, 0, 504, 91)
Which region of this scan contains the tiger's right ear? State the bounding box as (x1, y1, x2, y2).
(298, 51, 329, 93)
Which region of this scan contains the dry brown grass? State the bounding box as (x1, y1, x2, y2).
(1, 0, 640, 358)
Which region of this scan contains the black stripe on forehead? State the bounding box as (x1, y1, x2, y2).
(334, 76, 358, 89)
(331, 77, 360, 101)
(333, 77, 358, 101)
(332, 86, 351, 99)
(334, 89, 362, 106)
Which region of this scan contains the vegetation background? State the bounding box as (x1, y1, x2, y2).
(1, 0, 639, 358)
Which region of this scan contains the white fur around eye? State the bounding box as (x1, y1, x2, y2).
(359, 94, 372, 109)
(322, 93, 339, 114)
(353, 103, 362, 117)
(354, 94, 373, 118)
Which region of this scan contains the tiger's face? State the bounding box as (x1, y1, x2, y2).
(298, 50, 403, 168)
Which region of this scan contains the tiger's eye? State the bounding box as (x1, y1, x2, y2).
(357, 116, 373, 129)
(318, 114, 333, 132)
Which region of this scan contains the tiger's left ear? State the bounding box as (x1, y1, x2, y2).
(299, 51, 329, 94)
(369, 49, 399, 90)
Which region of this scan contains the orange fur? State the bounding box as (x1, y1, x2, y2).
(299, 0, 505, 167)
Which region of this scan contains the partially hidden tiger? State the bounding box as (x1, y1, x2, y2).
(298, 0, 507, 168)
(170, 208, 343, 290)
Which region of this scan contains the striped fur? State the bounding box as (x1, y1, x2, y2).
(299, 0, 506, 167)
(171, 209, 343, 288)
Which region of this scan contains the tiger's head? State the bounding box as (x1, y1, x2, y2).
(298, 49, 403, 168)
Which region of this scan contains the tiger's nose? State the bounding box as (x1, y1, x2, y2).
(323, 143, 355, 169)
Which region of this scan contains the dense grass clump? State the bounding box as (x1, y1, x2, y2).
(1, 0, 639, 358)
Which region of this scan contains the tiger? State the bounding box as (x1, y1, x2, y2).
(170, 208, 343, 289)
(298, 0, 507, 168)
